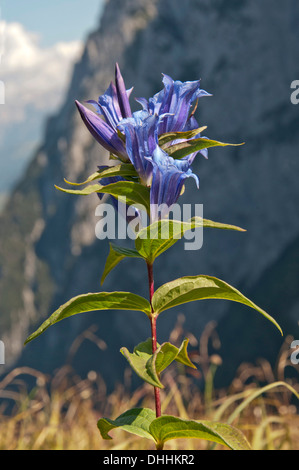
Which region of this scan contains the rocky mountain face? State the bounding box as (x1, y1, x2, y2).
(1, 0, 299, 389)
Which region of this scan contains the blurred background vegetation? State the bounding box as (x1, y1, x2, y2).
(1, 319, 298, 450)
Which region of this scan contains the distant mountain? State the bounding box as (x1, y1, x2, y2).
(0, 108, 43, 197)
(1, 0, 299, 389)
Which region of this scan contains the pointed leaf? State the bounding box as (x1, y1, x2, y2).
(88, 180, 151, 213)
(151, 339, 196, 373)
(135, 219, 196, 263)
(159, 126, 207, 148)
(166, 137, 244, 160)
(152, 275, 282, 335)
(25, 292, 151, 344)
(135, 218, 245, 263)
(190, 216, 246, 232)
(175, 338, 197, 369)
(149, 416, 251, 450)
(63, 163, 138, 186)
(97, 407, 156, 441)
(55, 180, 150, 214)
(101, 242, 143, 285)
(120, 339, 163, 388)
(55, 182, 104, 195)
(148, 342, 179, 376)
(121, 338, 196, 388)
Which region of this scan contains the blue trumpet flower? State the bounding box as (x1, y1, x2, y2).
(146, 146, 199, 222)
(136, 74, 210, 164)
(75, 65, 209, 222)
(75, 63, 132, 161)
(118, 110, 169, 186)
(137, 74, 211, 134)
(75, 100, 127, 160)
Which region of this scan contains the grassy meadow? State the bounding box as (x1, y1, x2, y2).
(0, 319, 298, 451)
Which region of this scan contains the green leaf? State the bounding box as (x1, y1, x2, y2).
(150, 338, 196, 373)
(120, 339, 163, 388)
(149, 416, 251, 450)
(148, 342, 181, 377)
(154, 338, 196, 371)
(101, 242, 143, 285)
(190, 216, 246, 232)
(97, 408, 251, 450)
(158, 126, 207, 148)
(120, 338, 196, 388)
(63, 163, 138, 186)
(135, 217, 245, 263)
(135, 219, 196, 263)
(165, 137, 244, 160)
(55, 182, 104, 195)
(55, 180, 150, 214)
(97, 407, 156, 441)
(152, 275, 282, 335)
(175, 338, 197, 369)
(24, 292, 151, 344)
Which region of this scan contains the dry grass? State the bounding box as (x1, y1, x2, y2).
(0, 319, 298, 450)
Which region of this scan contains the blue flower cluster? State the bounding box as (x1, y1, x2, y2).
(75, 63, 210, 220)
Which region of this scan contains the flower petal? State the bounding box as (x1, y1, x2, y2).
(75, 100, 127, 160)
(147, 146, 199, 221)
(97, 82, 123, 129)
(118, 111, 161, 184)
(115, 63, 132, 118)
(147, 74, 211, 135)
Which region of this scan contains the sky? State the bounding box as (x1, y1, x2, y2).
(1, 0, 104, 46)
(0, 1, 104, 205)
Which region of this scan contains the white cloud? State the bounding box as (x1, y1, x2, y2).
(0, 21, 83, 195)
(0, 21, 83, 123)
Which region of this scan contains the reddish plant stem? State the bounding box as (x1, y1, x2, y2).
(147, 261, 155, 302)
(146, 261, 161, 418)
